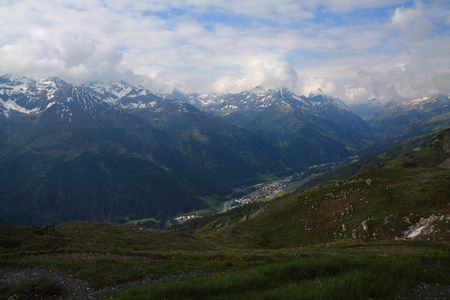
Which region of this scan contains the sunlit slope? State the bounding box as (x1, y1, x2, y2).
(199, 128, 450, 248)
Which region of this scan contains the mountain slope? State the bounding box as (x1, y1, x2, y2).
(363, 95, 450, 146)
(0, 75, 282, 225)
(196, 128, 450, 248)
(173, 88, 372, 169)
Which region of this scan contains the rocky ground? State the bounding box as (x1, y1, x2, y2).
(396, 283, 450, 300)
(1, 267, 90, 299)
(0, 261, 202, 299)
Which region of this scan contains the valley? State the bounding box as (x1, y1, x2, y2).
(3, 75, 448, 227)
(169, 161, 343, 227)
(2, 1, 450, 299)
(1, 127, 448, 299)
(0, 76, 449, 300)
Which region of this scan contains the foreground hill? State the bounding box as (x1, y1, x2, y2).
(192, 128, 450, 248)
(1, 221, 449, 299)
(0, 76, 282, 225)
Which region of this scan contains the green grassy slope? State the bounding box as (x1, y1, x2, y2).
(1, 221, 449, 299)
(0, 221, 214, 254)
(197, 128, 450, 248)
(111, 243, 450, 300)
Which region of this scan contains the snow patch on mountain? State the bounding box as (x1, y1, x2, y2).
(0, 99, 40, 116)
(401, 95, 450, 109)
(0, 75, 179, 120)
(120, 100, 157, 110)
(176, 87, 350, 117)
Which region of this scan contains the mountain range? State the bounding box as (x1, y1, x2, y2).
(0, 76, 280, 224)
(0, 74, 449, 225)
(365, 95, 450, 142)
(172, 87, 371, 169)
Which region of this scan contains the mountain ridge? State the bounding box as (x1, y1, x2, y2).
(1, 74, 450, 226)
(170, 86, 371, 169)
(0, 75, 284, 225)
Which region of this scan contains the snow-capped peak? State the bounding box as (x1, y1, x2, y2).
(85, 80, 151, 104)
(0, 76, 105, 120)
(249, 85, 271, 96)
(403, 95, 449, 108)
(246, 86, 291, 98)
(170, 87, 350, 116)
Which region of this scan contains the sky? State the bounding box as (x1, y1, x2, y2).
(0, 0, 449, 103)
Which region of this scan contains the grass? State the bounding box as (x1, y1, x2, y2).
(199, 195, 221, 209)
(3, 250, 292, 288)
(0, 221, 295, 288)
(1, 222, 449, 298)
(109, 244, 450, 299)
(256, 173, 280, 182)
(174, 201, 265, 234)
(195, 140, 450, 248)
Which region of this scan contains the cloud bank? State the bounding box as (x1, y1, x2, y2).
(0, 0, 449, 102)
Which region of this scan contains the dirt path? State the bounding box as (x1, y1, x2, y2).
(1, 266, 202, 299)
(396, 283, 450, 300)
(0, 267, 91, 299)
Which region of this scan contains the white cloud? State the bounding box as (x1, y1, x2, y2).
(302, 78, 335, 96)
(317, 0, 405, 13)
(344, 87, 374, 103)
(212, 58, 300, 93)
(0, 0, 449, 101)
(390, 4, 435, 41)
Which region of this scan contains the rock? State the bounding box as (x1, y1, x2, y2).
(438, 157, 450, 169)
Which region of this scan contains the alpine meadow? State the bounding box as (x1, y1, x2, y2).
(0, 1, 449, 299)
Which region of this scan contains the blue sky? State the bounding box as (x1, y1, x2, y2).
(0, 0, 449, 102)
